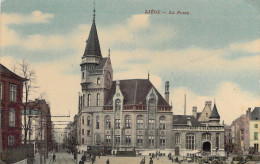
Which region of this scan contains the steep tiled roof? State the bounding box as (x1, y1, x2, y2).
(173, 115, 202, 126)
(0, 63, 25, 80)
(209, 103, 220, 119)
(95, 58, 107, 69)
(83, 21, 102, 57)
(251, 107, 260, 120)
(197, 112, 202, 119)
(104, 79, 170, 106)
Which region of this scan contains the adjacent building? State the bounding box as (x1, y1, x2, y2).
(0, 64, 25, 150)
(231, 108, 251, 154)
(172, 102, 225, 156)
(22, 99, 53, 153)
(224, 125, 232, 153)
(249, 107, 260, 154)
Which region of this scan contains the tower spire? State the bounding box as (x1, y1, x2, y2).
(93, 2, 96, 23)
(148, 71, 150, 80)
(82, 2, 102, 58)
(108, 49, 110, 58)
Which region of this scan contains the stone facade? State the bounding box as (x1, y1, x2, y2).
(76, 9, 225, 156)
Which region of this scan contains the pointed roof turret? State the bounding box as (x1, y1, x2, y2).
(83, 4, 102, 58)
(209, 103, 220, 119)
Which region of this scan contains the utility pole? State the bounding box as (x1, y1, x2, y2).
(184, 94, 186, 115)
(40, 116, 43, 164)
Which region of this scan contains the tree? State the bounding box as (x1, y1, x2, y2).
(14, 59, 44, 144)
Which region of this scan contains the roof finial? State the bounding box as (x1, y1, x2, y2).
(148, 71, 150, 80)
(93, 1, 96, 23)
(108, 49, 110, 58)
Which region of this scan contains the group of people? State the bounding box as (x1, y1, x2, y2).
(168, 153, 179, 163)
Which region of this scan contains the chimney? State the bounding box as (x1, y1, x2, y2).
(192, 106, 197, 119)
(247, 107, 251, 119)
(165, 81, 170, 104)
(205, 101, 212, 109)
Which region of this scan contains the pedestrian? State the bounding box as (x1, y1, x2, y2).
(74, 152, 77, 160)
(172, 157, 174, 163)
(106, 159, 110, 164)
(99, 153, 100, 158)
(52, 153, 56, 162)
(149, 157, 153, 164)
(91, 156, 95, 164)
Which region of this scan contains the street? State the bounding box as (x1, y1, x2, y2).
(44, 152, 185, 164)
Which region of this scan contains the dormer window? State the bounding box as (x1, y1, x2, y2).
(97, 77, 100, 84)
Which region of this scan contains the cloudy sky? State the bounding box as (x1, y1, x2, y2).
(1, 0, 260, 126)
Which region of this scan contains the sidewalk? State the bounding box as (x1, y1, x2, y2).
(33, 153, 52, 164)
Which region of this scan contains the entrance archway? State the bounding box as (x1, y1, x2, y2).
(175, 146, 180, 156)
(202, 142, 211, 152)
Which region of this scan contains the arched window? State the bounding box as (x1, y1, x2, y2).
(87, 94, 91, 106)
(148, 99, 156, 116)
(159, 116, 166, 130)
(97, 77, 101, 84)
(82, 94, 85, 106)
(115, 99, 121, 111)
(9, 109, 15, 127)
(175, 133, 181, 144)
(105, 115, 111, 129)
(125, 115, 131, 129)
(96, 116, 99, 129)
(202, 133, 211, 140)
(97, 93, 100, 106)
(82, 72, 85, 79)
(82, 116, 84, 125)
(137, 115, 144, 129)
(87, 116, 91, 126)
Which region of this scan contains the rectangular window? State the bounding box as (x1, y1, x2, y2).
(115, 135, 120, 144)
(160, 136, 166, 146)
(216, 133, 219, 149)
(149, 136, 155, 147)
(175, 133, 180, 144)
(254, 143, 259, 152)
(137, 135, 143, 145)
(106, 135, 111, 143)
(125, 117, 131, 129)
(254, 132, 258, 140)
(82, 72, 85, 79)
(115, 119, 120, 129)
(10, 84, 17, 102)
(8, 136, 14, 146)
(9, 109, 15, 127)
(87, 116, 91, 126)
(96, 116, 99, 129)
(255, 124, 258, 128)
(0, 83, 2, 100)
(87, 130, 91, 136)
(137, 118, 143, 129)
(186, 134, 195, 150)
(82, 129, 84, 135)
(148, 119, 155, 129)
(82, 138, 84, 144)
(125, 135, 131, 144)
(82, 116, 84, 125)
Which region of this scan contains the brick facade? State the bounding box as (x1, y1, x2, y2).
(0, 64, 25, 150)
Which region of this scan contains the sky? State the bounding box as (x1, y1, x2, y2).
(0, 0, 260, 126)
